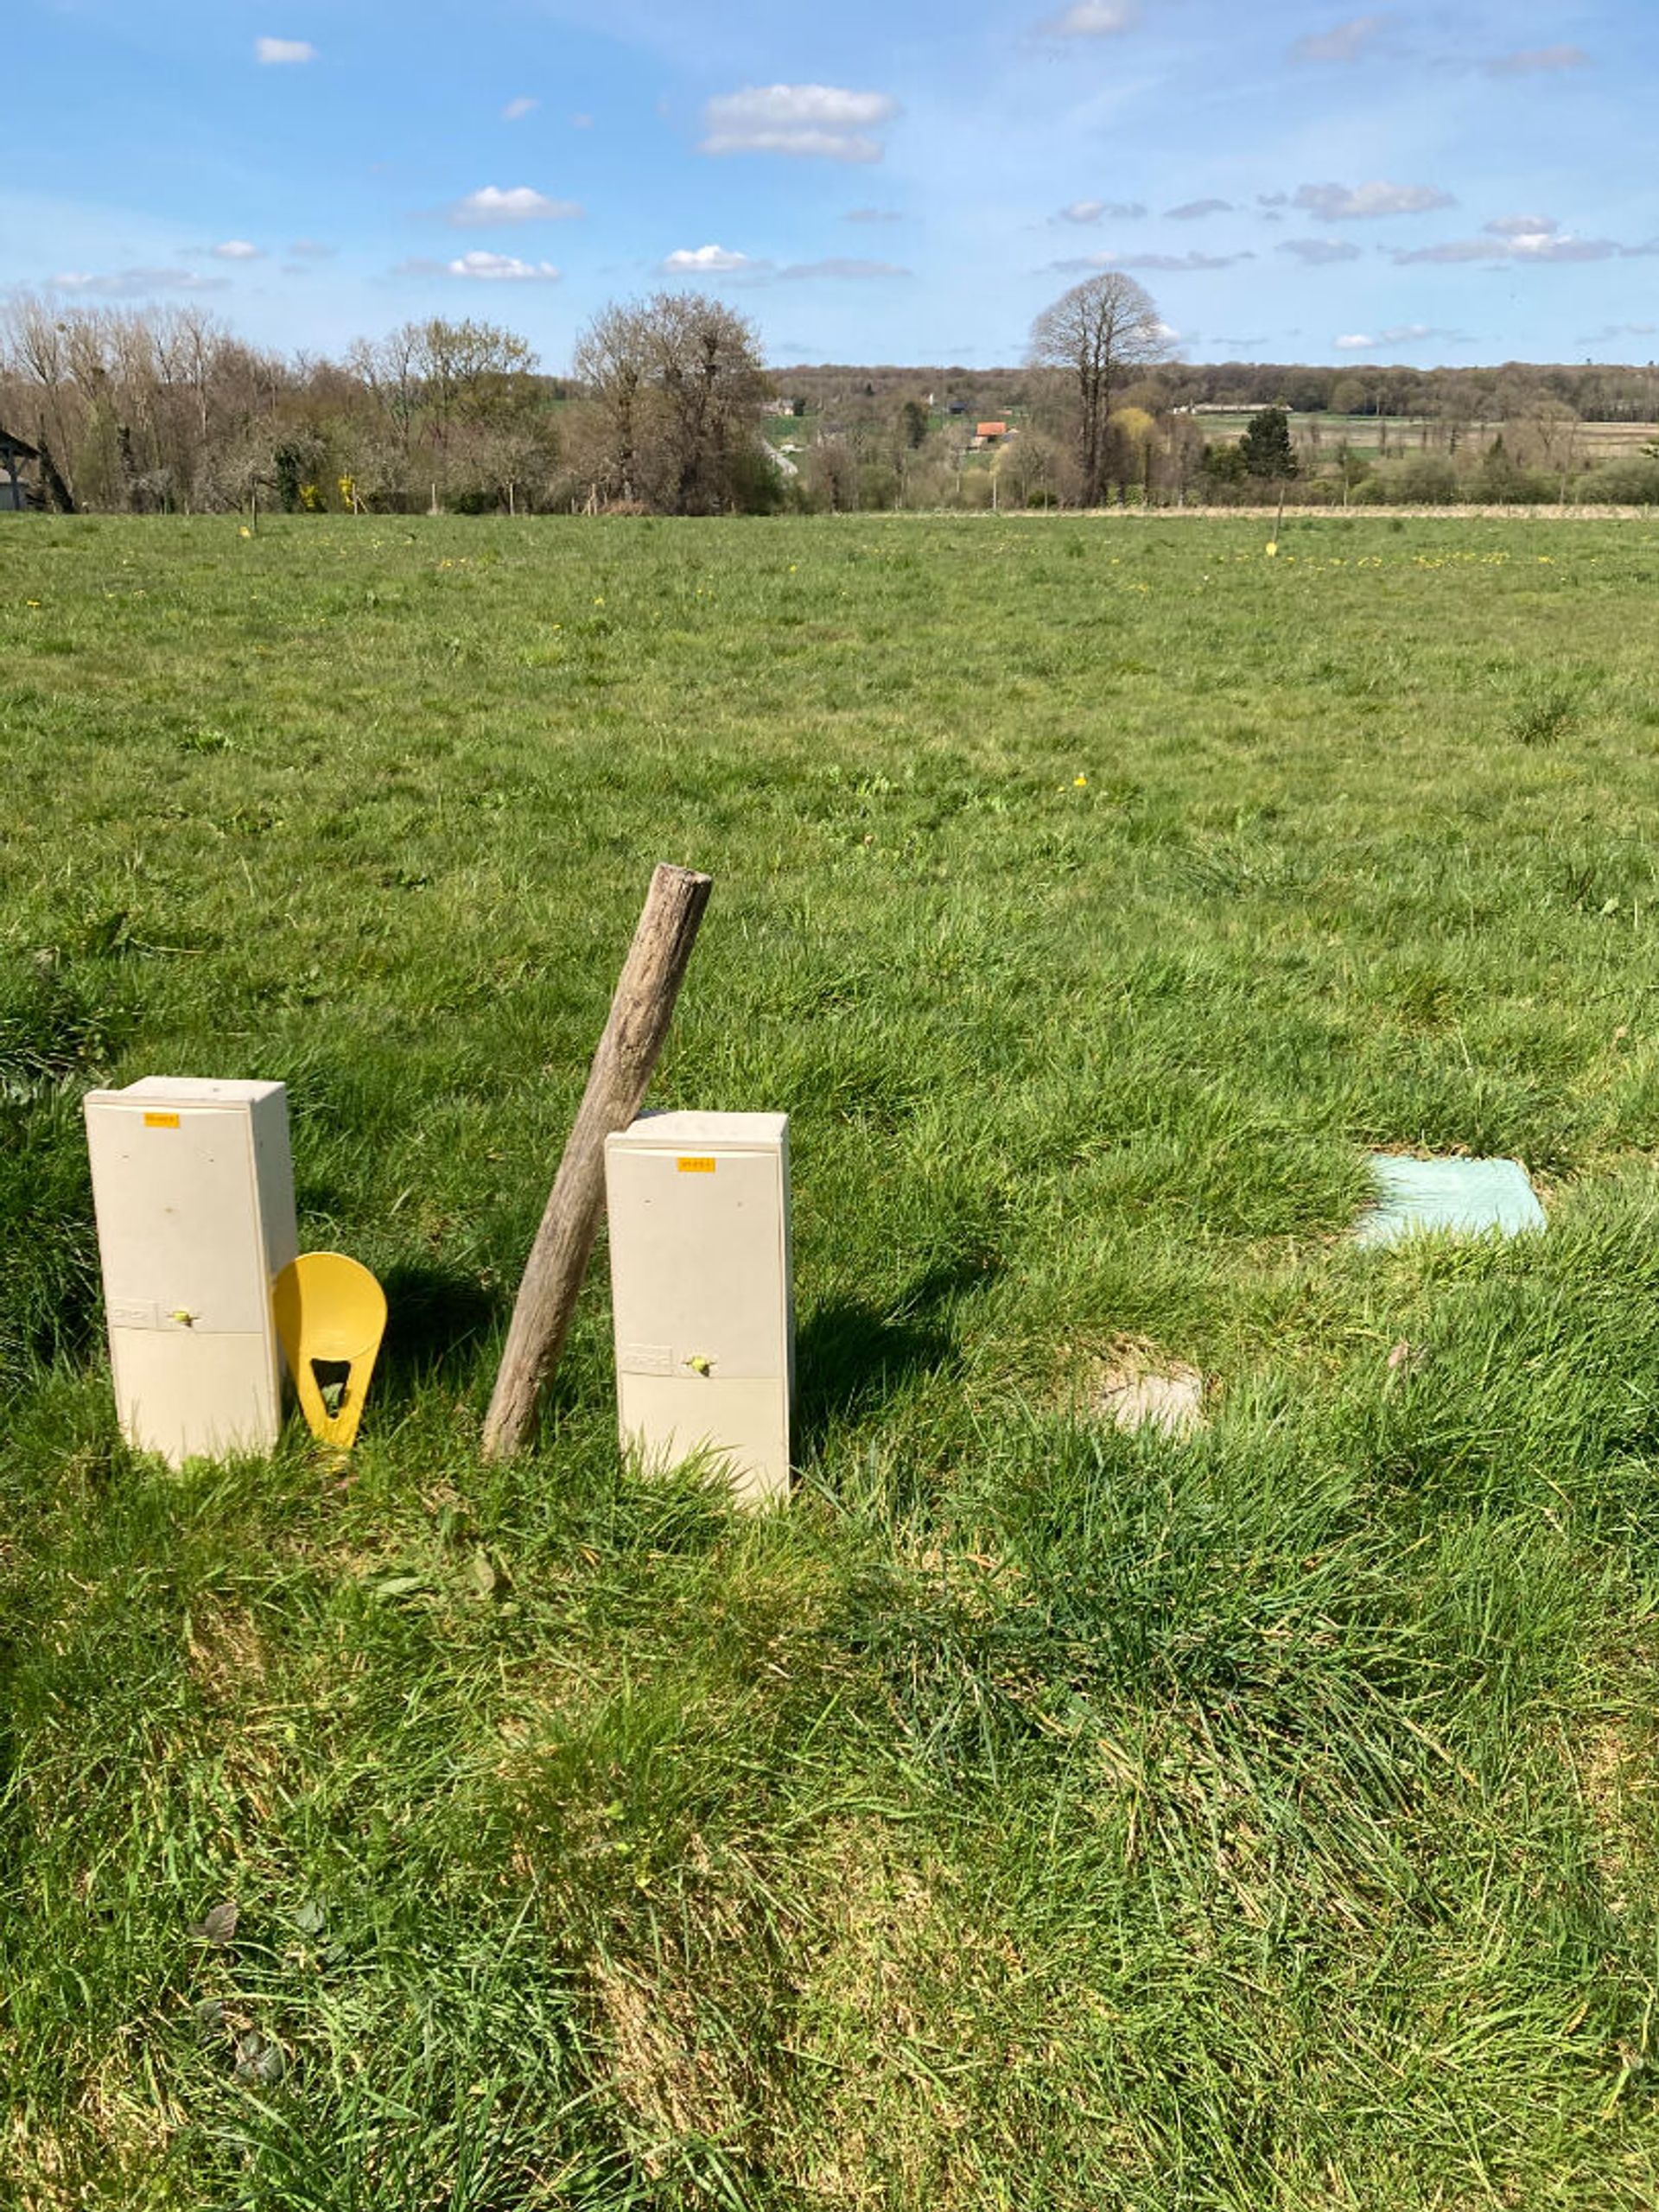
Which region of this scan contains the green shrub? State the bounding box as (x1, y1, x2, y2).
(1577, 456, 1659, 505)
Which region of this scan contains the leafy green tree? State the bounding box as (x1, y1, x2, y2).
(1239, 404, 1298, 480)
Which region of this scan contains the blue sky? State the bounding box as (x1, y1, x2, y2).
(6, 1, 1657, 369)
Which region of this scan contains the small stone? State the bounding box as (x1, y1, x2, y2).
(188, 1901, 238, 1948)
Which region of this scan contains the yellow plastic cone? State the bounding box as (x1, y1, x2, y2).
(273, 1252, 388, 1451)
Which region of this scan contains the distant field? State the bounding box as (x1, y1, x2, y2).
(9, 513, 1659, 2207)
(1194, 408, 1659, 459)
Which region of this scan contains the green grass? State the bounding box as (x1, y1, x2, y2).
(7, 512, 1659, 2207)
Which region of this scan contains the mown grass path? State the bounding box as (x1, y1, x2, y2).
(5, 514, 1659, 2207)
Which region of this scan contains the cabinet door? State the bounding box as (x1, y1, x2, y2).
(87, 1105, 268, 1334)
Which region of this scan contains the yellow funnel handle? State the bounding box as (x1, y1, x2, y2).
(273, 1252, 388, 1451)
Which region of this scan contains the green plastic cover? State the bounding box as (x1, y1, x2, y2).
(1357, 1154, 1546, 1247)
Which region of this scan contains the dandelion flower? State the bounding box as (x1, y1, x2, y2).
(1074, 774, 1088, 788)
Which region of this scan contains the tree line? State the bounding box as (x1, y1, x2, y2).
(5, 276, 1659, 519)
(0, 292, 776, 518)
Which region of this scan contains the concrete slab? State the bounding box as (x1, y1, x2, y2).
(1090, 1354, 1206, 1440)
(1357, 1153, 1545, 1248)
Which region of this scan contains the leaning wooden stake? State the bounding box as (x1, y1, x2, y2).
(481, 862, 713, 1459)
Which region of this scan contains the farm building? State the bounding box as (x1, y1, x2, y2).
(0, 428, 41, 512)
(971, 420, 1011, 449)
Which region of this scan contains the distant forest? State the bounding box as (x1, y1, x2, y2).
(780, 357, 1659, 425)
(6, 285, 1659, 518)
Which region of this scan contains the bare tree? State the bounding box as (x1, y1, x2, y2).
(569, 301, 649, 505)
(1027, 272, 1169, 507)
(347, 323, 423, 457)
(644, 293, 767, 514)
(1, 294, 80, 506)
(570, 292, 769, 514)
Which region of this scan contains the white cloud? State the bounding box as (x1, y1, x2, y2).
(777, 257, 910, 279)
(1394, 214, 1630, 265)
(1292, 15, 1389, 63)
(1039, 2, 1139, 35)
(1277, 237, 1363, 264)
(1056, 198, 1146, 224)
(1389, 238, 1496, 264)
(1165, 198, 1232, 219)
(52, 266, 229, 297)
(288, 238, 334, 258)
(845, 207, 902, 223)
(1494, 219, 1613, 261)
(657, 245, 910, 283)
(571, 111, 594, 129)
(1050, 250, 1252, 272)
(1486, 45, 1589, 76)
(661, 244, 760, 273)
(448, 185, 582, 226)
(1293, 180, 1455, 219)
(1335, 324, 1440, 350)
(446, 251, 561, 281)
(1124, 250, 1249, 270)
(699, 84, 899, 161)
(211, 240, 262, 261)
(255, 36, 315, 64)
(502, 96, 538, 121)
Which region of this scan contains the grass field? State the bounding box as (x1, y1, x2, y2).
(8, 512, 1659, 2208)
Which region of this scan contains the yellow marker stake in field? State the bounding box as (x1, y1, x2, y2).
(273, 1252, 388, 1451)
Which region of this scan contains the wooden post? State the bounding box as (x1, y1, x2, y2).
(481, 862, 713, 1459)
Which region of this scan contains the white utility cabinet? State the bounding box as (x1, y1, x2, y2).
(604, 1110, 792, 1507)
(83, 1077, 298, 1466)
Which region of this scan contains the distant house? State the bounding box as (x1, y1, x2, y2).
(0, 428, 41, 512)
(970, 420, 1011, 449)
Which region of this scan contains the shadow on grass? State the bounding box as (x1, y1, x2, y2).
(794, 1252, 999, 1454)
(376, 1259, 505, 1390)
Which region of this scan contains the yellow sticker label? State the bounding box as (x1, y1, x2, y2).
(677, 1156, 716, 1173)
(143, 1111, 181, 1128)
